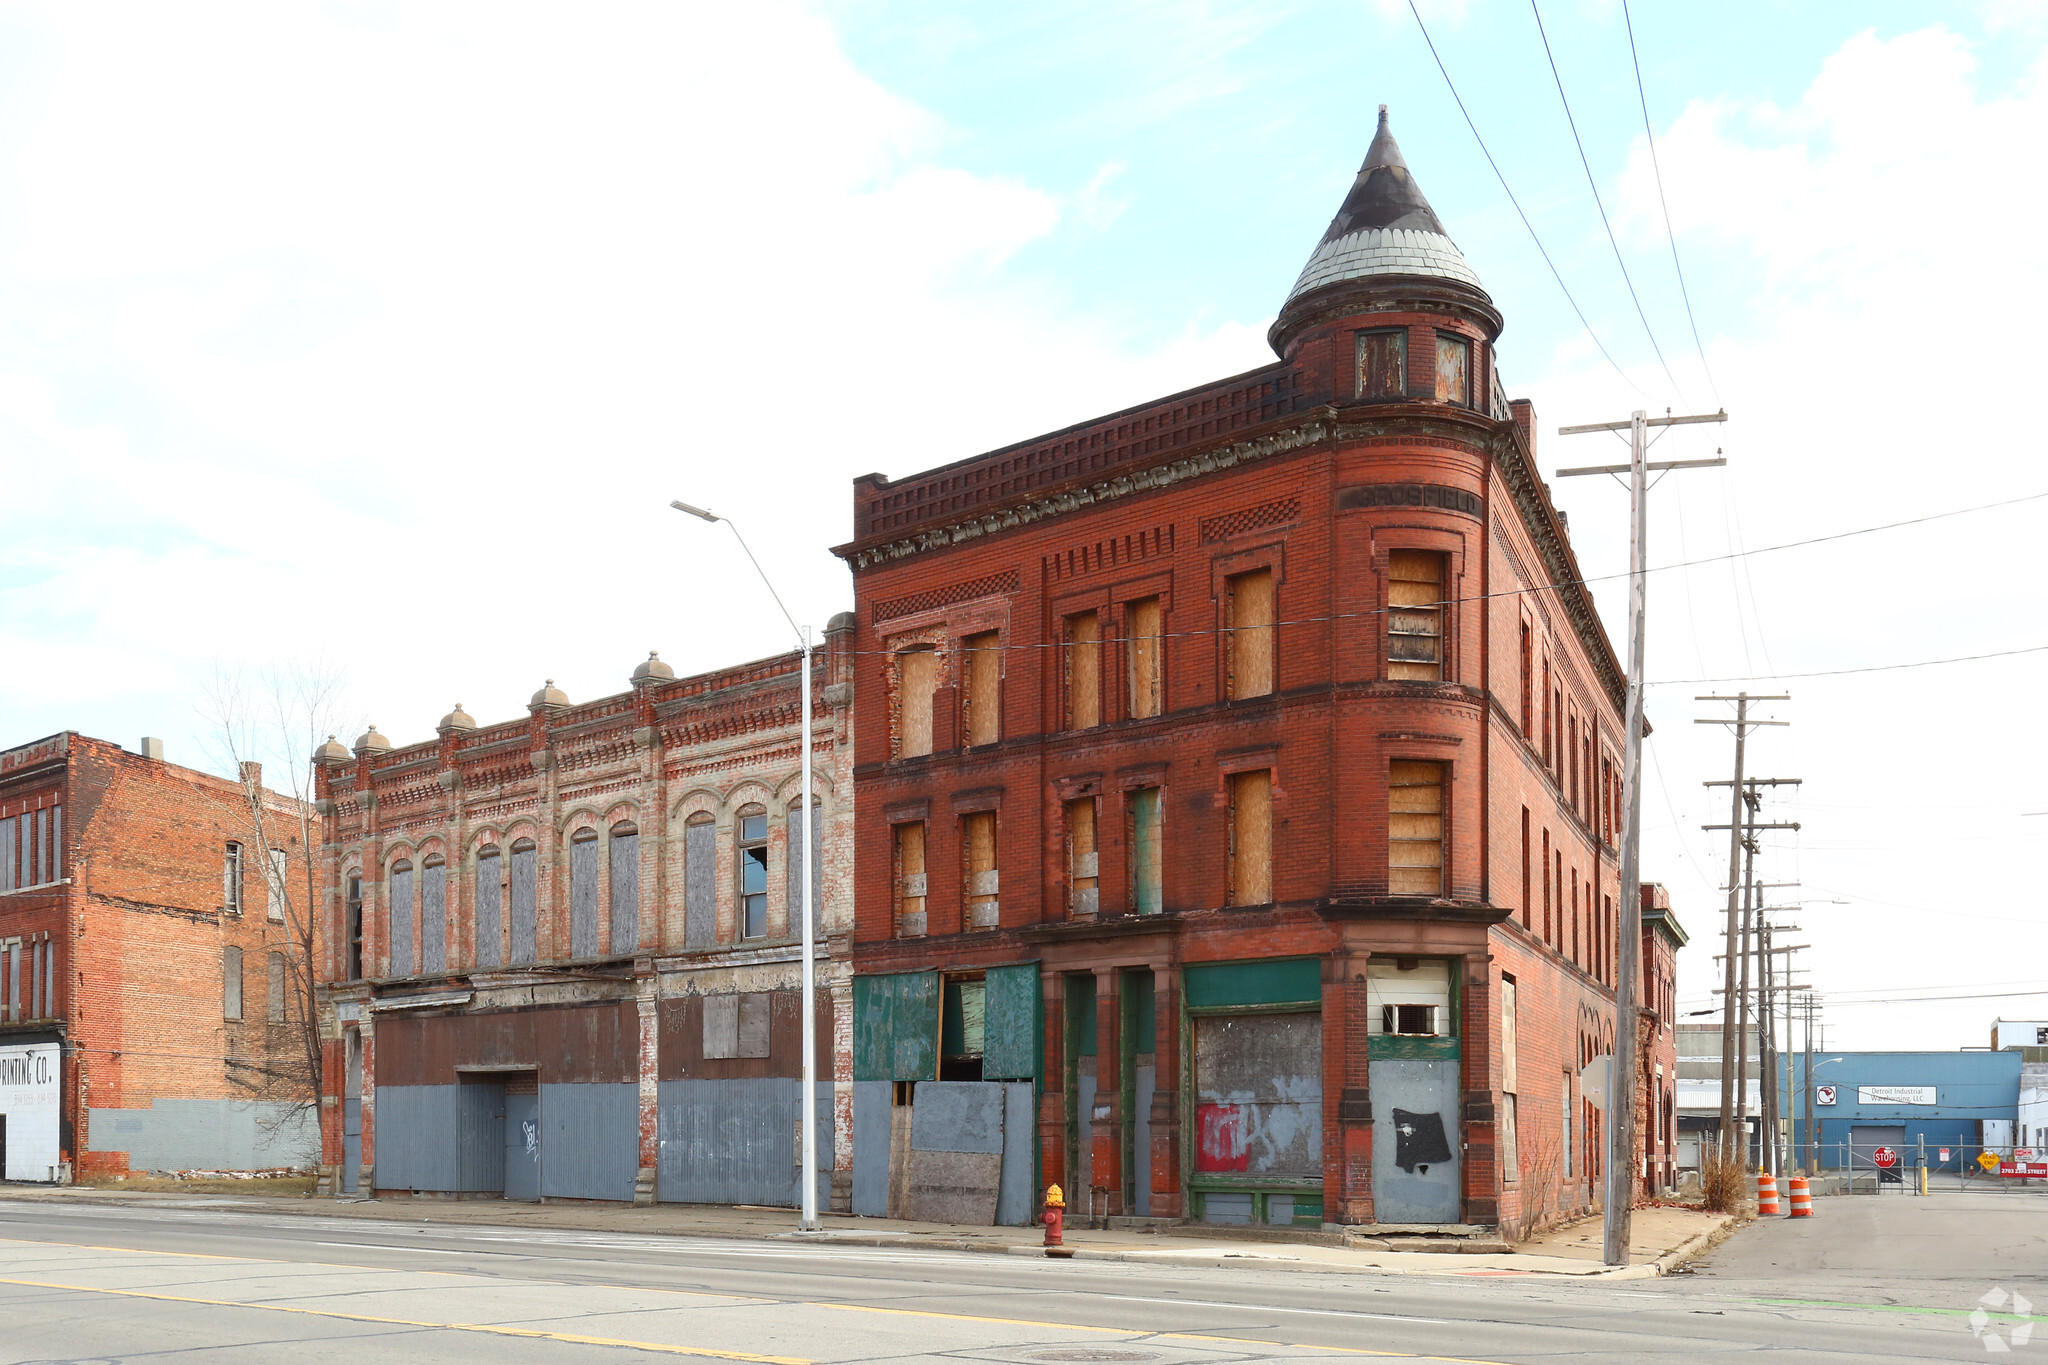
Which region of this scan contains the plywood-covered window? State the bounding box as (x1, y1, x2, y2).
(1356, 327, 1406, 399)
(1387, 550, 1445, 681)
(1225, 568, 1274, 700)
(1065, 797, 1098, 919)
(737, 806, 768, 940)
(1063, 611, 1101, 729)
(683, 814, 715, 949)
(569, 828, 601, 958)
(1125, 596, 1162, 719)
(268, 950, 288, 1023)
(609, 822, 639, 954)
(1388, 760, 1445, 897)
(420, 853, 447, 974)
(786, 799, 821, 940)
(962, 631, 1001, 746)
(388, 858, 414, 976)
(962, 811, 999, 930)
(473, 848, 500, 970)
(267, 847, 288, 923)
(223, 944, 243, 1021)
(895, 646, 937, 758)
(509, 838, 537, 964)
(1435, 332, 1471, 406)
(1128, 787, 1163, 915)
(1227, 769, 1272, 907)
(893, 822, 927, 938)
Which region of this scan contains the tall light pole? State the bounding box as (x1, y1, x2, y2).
(671, 499, 820, 1232)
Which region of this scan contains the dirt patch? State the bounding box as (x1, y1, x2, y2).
(78, 1174, 316, 1196)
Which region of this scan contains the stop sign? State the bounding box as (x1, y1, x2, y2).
(1874, 1146, 1898, 1168)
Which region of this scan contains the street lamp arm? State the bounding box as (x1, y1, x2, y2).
(671, 501, 805, 649)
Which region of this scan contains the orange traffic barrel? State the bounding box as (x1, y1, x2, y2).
(1786, 1175, 1813, 1217)
(1757, 1171, 1781, 1215)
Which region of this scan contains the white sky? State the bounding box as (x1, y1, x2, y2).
(1, 2, 2042, 1051)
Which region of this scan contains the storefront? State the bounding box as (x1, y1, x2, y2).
(0, 1036, 62, 1183)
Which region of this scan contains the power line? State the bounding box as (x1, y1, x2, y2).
(1819, 988, 2048, 1007)
(1648, 642, 2048, 686)
(1528, 0, 1686, 399)
(1405, 0, 1643, 395)
(1620, 0, 1718, 403)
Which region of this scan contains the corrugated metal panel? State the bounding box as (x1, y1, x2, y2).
(609, 830, 639, 954)
(996, 1081, 1035, 1227)
(685, 820, 715, 949)
(851, 1081, 890, 1217)
(456, 1080, 506, 1193)
(982, 962, 1040, 1081)
(540, 1081, 638, 1201)
(569, 837, 600, 959)
(510, 845, 537, 964)
(657, 1079, 833, 1208)
(421, 864, 447, 974)
(370, 1084, 461, 1190)
(853, 972, 939, 1082)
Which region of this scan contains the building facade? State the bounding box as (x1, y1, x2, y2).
(1782, 1050, 2021, 1173)
(315, 633, 854, 1206)
(833, 111, 1650, 1238)
(0, 731, 319, 1182)
(1636, 884, 1684, 1191)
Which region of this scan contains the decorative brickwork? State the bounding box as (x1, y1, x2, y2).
(872, 571, 1021, 623)
(1200, 499, 1300, 543)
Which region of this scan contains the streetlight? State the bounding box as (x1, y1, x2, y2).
(671, 499, 821, 1233)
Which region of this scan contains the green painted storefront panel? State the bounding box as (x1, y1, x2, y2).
(853, 971, 940, 1081)
(1184, 958, 1322, 1010)
(982, 962, 1041, 1081)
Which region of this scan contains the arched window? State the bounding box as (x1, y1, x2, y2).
(344, 872, 364, 981)
(509, 838, 537, 964)
(609, 822, 639, 954)
(388, 859, 415, 977)
(420, 854, 447, 974)
(474, 845, 502, 969)
(684, 812, 715, 948)
(895, 647, 937, 758)
(569, 827, 601, 958)
(736, 805, 768, 940)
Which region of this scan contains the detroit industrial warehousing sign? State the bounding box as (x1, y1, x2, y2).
(1858, 1086, 1939, 1106)
(0, 1042, 61, 1181)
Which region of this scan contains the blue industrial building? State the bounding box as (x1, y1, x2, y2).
(1783, 1050, 2021, 1171)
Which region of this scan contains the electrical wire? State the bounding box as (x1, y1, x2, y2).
(1405, 0, 1643, 395)
(1647, 642, 2048, 686)
(1528, 0, 1687, 400)
(1620, 0, 1719, 403)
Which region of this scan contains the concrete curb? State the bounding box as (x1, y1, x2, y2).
(1646, 1214, 1742, 1277)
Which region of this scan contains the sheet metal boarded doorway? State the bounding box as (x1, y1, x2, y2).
(505, 1073, 540, 1201)
(341, 1033, 361, 1193)
(1183, 959, 1324, 1228)
(1367, 959, 1461, 1224)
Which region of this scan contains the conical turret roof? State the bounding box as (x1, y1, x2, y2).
(1282, 106, 1482, 309)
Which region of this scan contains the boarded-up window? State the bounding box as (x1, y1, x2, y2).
(268, 950, 287, 1022)
(267, 847, 288, 923)
(1064, 611, 1101, 729)
(1125, 596, 1162, 719)
(388, 859, 414, 976)
(474, 847, 501, 969)
(1129, 787, 1163, 915)
(1065, 798, 1098, 919)
(1193, 1012, 1322, 1175)
(1519, 807, 1531, 930)
(345, 873, 364, 980)
(1356, 327, 1406, 399)
(785, 800, 821, 940)
(1387, 551, 1444, 681)
(736, 807, 768, 939)
(609, 822, 639, 954)
(1519, 621, 1533, 734)
(1366, 959, 1452, 1036)
(1389, 761, 1445, 897)
(1227, 769, 1272, 907)
(1225, 568, 1274, 700)
(962, 811, 999, 930)
(223, 841, 244, 915)
(962, 631, 1000, 746)
(1435, 332, 1470, 405)
(852, 971, 941, 1082)
(509, 838, 537, 964)
(420, 855, 447, 974)
(893, 822, 926, 938)
(223, 945, 243, 1020)
(704, 992, 771, 1060)
(1501, 976, 1518, 1092)
(895, 647, 937, 758)
(569, 829, 600, 958)
(684, 814, 715, 949)
(1501, 1094, 1519, 1182)
(982, 961, 1040, 1081)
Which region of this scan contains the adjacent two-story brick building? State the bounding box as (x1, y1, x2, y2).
(833, 110, 1655, 1237)
(0, 732, 318, 1183)
(314, 636, 854, 1207)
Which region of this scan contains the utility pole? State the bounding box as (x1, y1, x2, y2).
(1698, 697, 1789, 1165)
(1803, 994, 1818, 1173)
(1559, 406, 1726, 1267)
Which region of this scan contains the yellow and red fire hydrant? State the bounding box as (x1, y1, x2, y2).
(1043, 1183, 1073, 1257)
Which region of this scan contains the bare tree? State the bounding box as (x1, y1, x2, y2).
(201, 660, 351, 1169)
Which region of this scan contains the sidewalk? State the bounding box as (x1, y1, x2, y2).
(0, 1185, 1733, 1280)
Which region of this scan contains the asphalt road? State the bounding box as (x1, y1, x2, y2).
(0, 1191, 2041, 1363)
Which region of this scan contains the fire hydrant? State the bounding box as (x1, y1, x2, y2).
(1043, 1183, 1072, 1258)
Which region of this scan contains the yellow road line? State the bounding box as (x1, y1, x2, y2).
(0, 1275, 807, 1363)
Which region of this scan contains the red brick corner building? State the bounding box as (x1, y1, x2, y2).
(833, 109, 1662, 1238)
